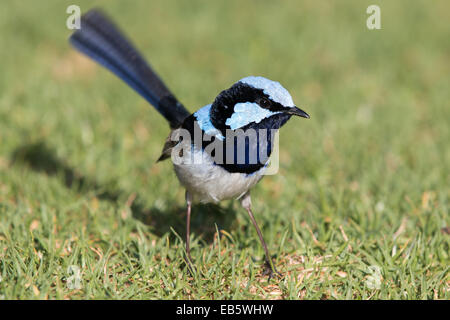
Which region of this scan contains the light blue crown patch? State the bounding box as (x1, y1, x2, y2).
(240, 76, 295, 108)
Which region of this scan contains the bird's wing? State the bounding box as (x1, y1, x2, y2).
(157, 131, 179, 162)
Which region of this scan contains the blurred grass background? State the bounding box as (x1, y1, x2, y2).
(0, 0, 448, 299)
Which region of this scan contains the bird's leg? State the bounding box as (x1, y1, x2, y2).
(241, 192, 281, 280)
(184, 191, 195, 274)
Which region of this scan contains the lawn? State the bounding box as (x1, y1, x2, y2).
(0, 0, 448, 299)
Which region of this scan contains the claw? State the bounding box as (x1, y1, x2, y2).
(263, 260, 283, 281)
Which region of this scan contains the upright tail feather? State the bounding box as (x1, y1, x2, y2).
(69, 9, 190, 128)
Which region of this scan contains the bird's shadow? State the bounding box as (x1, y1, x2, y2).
(10, 141, 238, 243)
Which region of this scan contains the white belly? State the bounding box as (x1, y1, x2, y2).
(172, 147, 265, 203)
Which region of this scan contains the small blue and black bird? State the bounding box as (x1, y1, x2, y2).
(70, 9, 309, 277)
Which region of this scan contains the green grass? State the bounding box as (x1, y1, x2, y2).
(0, 0, 449, 299)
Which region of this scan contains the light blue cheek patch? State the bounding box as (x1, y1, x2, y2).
(225, 102, 280, 130)
(194, 104, 225, 140)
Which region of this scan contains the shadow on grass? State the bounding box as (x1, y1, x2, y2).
(11, 141, 238, 243)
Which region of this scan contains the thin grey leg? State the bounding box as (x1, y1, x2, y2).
(241, 192, 281, 279)
(185, 191, 194, 273)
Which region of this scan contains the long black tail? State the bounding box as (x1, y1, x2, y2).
(69, 9, 190, 128)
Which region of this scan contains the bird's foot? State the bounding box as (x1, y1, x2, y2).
(262, 260, 283, 281)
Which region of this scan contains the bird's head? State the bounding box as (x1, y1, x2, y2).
(210, 76, 309, 134)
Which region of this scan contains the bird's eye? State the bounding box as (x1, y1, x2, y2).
(260, 98, 271, 108)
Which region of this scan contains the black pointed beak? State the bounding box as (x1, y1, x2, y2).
(286, 106, 310, 119)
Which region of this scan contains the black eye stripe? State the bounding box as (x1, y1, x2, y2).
(258, 97, 271, 108)
(210, 82, 287, 132)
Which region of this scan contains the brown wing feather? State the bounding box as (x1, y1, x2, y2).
(157, 132, 178, 162)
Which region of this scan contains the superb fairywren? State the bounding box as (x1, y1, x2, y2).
(70, 9, 309, 277)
